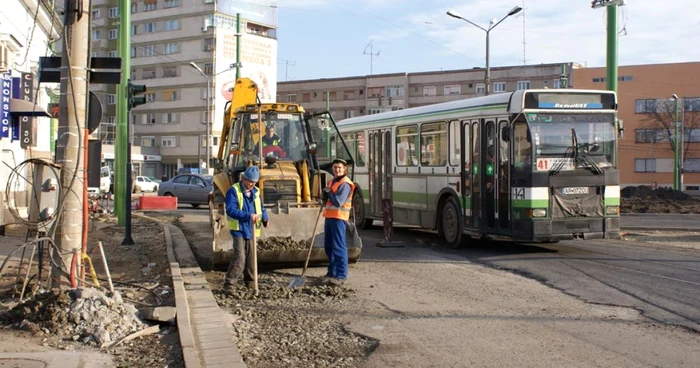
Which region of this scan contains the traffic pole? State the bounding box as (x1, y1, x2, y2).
(236, 13, 242, 79)
(53, 0, 90, 287)
(605, 5, 618, 94)
(116, 0, 132, 224)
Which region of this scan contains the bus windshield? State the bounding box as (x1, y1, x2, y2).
(527, 113, 617, 170)
(238, 111, 308, 162)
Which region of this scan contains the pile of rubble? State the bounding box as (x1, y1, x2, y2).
(0, 287, 145, 347)
(258, 236, 310, 251)
(211, 272, 377, 367)
(621, 185, 700, 214)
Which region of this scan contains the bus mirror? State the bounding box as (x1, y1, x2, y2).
(617, 119, 624, 139)
(501, 127, 510, 142)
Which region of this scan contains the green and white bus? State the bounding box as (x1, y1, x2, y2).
(335, 89, 621, 247)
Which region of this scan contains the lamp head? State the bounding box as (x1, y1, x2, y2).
(446, 10, 462, 19)
(672, 94, 679, 100)
(508, 6, 523, 16)
(189, 62, 197, 68)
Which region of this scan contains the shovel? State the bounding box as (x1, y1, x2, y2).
(288, 205, 325, 288)
(252, 220, 261, 296)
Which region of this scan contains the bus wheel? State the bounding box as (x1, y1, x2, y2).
(438, 197, 463, 248)
(353, 192, 372, 229)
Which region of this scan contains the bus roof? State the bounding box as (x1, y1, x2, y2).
(336, 89, 617, 129)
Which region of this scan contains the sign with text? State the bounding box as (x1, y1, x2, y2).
(0, 72, 11, 138)
(20, 72, 35, 148)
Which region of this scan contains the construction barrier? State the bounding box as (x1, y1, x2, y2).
(136, 196, 178, 210)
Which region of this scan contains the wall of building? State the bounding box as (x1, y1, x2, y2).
(574, 62, 700, 189)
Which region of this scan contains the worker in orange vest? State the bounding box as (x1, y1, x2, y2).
(321, 158, 354, 286)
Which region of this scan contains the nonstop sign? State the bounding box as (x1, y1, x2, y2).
(0, 72, 11, 138)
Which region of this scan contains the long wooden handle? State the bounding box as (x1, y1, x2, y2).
(300, 205, 324, 277)
(252, 221, 258, 293)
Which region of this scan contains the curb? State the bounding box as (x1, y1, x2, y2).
(163, 223, 247, 368)
(620, 226, 699, 232)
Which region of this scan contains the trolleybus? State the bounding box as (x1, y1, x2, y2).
(335, 89, 621, 247)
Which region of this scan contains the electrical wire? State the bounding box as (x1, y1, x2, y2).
(14, 0, 42, 67)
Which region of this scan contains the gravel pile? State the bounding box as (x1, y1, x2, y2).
(0, 288, 146, 346)
(210, 272, 377, 367)
(621, 185, 695, 201)
(258, 236, 310, 251)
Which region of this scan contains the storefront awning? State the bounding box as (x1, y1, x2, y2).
(9, 98, 50, 117)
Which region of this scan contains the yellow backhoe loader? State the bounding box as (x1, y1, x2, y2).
(209, 78, 362, 268)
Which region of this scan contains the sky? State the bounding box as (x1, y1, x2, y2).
(270, 0, 700, 82)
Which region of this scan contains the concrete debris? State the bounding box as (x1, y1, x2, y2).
(0, 288, 146, 347)
(257, 236, 310, 251)
(138, 306, 176, 323)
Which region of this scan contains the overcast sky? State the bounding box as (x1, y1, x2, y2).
(274, 0, 700, 81)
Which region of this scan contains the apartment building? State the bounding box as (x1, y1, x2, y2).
(277, 63, 577, 120)
(90, 0, 278, 178)
(0, 0, 60, 224)
(574, 62, 700, 190)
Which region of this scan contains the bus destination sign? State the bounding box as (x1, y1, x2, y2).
(525, 92, 616, 110)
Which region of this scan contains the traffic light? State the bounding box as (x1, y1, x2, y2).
(127, 79, 147, 110)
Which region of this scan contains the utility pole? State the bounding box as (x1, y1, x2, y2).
(363, 40, 380, 76)
(236, 13, 242, 80)
(115, 0, 131, 224)
(53, 0, 90, 287)
(591, 0, 623, 93)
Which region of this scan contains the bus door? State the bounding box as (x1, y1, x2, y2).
(497, 118, 511, 234)
(368, 129, 392, 217)
(470, 121, 481, 230)
(460, 120, 473, 229)
(483, 120, 497, 232)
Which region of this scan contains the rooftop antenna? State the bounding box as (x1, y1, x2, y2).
(363, 40, 380, 75)
(278, 59, 296, 81)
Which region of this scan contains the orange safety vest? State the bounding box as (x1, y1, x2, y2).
(323, 176, 354, 221)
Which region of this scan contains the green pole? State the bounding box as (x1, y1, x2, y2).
(116, 0, 131, 224)
(674, 98, 679, 190)
(605, 5, 618, 93)
(236, 13, 241, 79)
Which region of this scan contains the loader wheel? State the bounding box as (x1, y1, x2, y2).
(352, 192, 372, 229)
(438, 196, 463, 248)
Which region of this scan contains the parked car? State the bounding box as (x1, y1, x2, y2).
(147, 176, 162, 184)
(134, 176, 159, 193)
(157, 174, 213, 208)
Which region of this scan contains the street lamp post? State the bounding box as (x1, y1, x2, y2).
(189, 62, 238, 173)
(446, 6, 522, 95)
(672, 94, 683, 191)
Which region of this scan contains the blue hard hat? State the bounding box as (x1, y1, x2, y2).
(242, 166, 260, 183)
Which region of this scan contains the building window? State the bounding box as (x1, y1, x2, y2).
(131, 25, 137, 36)
(162, 90, 178, 101)
(344, 110, 356, 119)
(143, 45, 155, 57)
(423, 86, 436, 96)
(476, 83, 486, 95)
(142, 69, 155, 79)
(635, 159, 656, 173)
(386, 86, 404, 98)
(92, 9, 100, 19)
(444, 85, 461, 95)
(685, 97, 700, 112)
(99, 121, 116, 145)
(161, 136, 176, 147)
(108, 7, 119, 18)
(131, 2, 137, 13)
(492, 82, 506, 93)
(144, 1, 157, 11)
(367, 87, 383, 98)
(328, 91, 337, 101)
(163, 20, 179, 31)
(143, 22, 157, 33)
(145, 93, 156, 102)
(130, 47, 136, 58)
(165, 0, 180, 8)
(108, 50, 117, 58)
(552, 80, 561, 89)
(162, 67, 177, 78)
(107, 29, 117, 40)
(91, 52, 99, 58)
(286, 94, 297, 103)
(204, 0, 214, 3)
(516, 81, 531, 90)
(620, 76, 633, 81)
(203, 62, 213, 75)
(92, 30, 101, 40)
(635, 129, 668, 143)
(343, 90, 355, 100)
(141, 136, 156, 147)
(203, 38, 215, 51)
(162, 112, 176, 123)
(143, 113, 156, 124)
(107, 94, 116, 105)
(302, 93, 310, 103)
(163, 43, 179, 54)
(635, 99, 658, 114)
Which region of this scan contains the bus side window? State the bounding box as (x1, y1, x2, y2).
(514, 122, 532, 170)
(356, 132, 366, 167)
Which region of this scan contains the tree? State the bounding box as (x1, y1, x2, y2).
(640, 98, 700, 167)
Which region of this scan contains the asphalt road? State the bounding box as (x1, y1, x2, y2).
(621, 213, 700, 231)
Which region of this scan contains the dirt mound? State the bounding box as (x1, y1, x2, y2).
(258, 236, 310, 251)
(621, 186, 694, 201)
(0, 288, 145, 346)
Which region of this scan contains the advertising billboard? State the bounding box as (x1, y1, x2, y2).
(217, 0, 278, 27)
(214, 29, 278, 131)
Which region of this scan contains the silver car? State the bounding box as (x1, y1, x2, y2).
(157, 174, 213, 208)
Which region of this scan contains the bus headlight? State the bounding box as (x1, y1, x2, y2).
(606, 206, 619, 215)
(531, 208, 547, 218)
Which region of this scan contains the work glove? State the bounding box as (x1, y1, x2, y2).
(321, 187, 331, 202)
(263, 220, 269, 228)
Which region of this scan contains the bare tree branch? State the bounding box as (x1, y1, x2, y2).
(640, 99, 700, 165)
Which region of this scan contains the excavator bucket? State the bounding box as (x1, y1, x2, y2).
(211, 204, 362, 269)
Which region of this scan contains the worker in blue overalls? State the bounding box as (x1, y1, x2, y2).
(321, 158, 354, 286)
